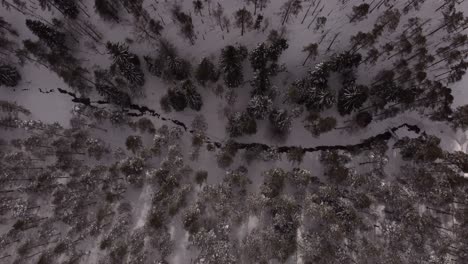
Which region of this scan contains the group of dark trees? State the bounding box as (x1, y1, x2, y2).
(222, 32, 291, 139)
(107, 42, 145, 88)
(162, 80, 203, 112)
(290, 51, 362, 112)
(219, 44, 249, 88)
(0, 18, 21, 88)
(2, 91, 468, 263)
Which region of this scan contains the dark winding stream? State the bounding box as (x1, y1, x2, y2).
(57, 88, 421, 153)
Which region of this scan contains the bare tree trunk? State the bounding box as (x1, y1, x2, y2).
(301, 0, 315, 24)
(318, 30, 329, 44)
(369, 0, 385, 14)
(307, 4, 323, 29)
(426, 22, 449, 38)
(326, 33, 340, 51)
(302, 52, 312, 66)
(426, 206, 455, 216)
(435, 0, 453, 12)
(282, 1, 293, 26)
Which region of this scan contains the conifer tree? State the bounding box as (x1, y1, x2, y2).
(168, 86, 188, 112)
(349, 4, 369, 23)
(53, 0, 80, 19)
(304, 112, 337, 136)
(226, 111, 257, 137)
(249, 38, 287, 96)
(25, 19, 67, 51)
(302, 43, 318, 66)
(290, 63, 335, 111)
(280, 0, 303, 26)
(193, 0, 203, 15)
(183, 80, 203, 111)
(253, 14, 263, 29)
(94, 70, 131, 106)
(338, 76, 369, 115)
(219, 45, 248, 88)
(394, 135, 444, 163)
(95, 0, 120, 22)
(451, 105, 468, 129)
(195, 58, 219, 85)
(166, 80, 203, 112)
(267, 35, 289, 62)
(0, 64, 21, 87)
(247, 95, 273, 119)
(234, 8, 253, 36)
(145, 39, 191, 81)
(269, 109, 292, 137)
(355, 111, 372, 128)
(106, 42, 145, 87)
(327, 51, 362, 72)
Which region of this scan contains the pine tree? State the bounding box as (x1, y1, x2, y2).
(25, 19, 67, 51)
(247, 95, 273, 119)
(302, 43, 318, 66)
(53, 0, 80, 19)
(451, 105, 468, 129)
(267, 36, 289, 62)
(94, 70, 131, 106)
(106, 42, 145, 87)
(395, 135, 444, 163)
(376, 9, 401, 33)
(234, 8, 253, 36)
(338, 75, 369, 115)
(195, 58, 219, 85)
(269, 109, 292, 137)
(193, 0, 203, 15)
(172, 5, 196, 44)
(304, 112, 337, 136)
(120, 0, 144, 18)
(349, 4, 369, 23)
(445, 151, 468, 172)
(219, 45, 248, 88)
(290, 63, 335, 111)
(166, 57, 192, 80)
(125, 135, 143, 153)
(327, 51, 362, 72)
(149, 19, 164, 36)
(250, 70, 272, 96)
(249, 39, 287, 96)
(168, 86, 188, 112)
(249, 44, 267, 70)
(226, 111, 257, 137)
(280, 0, 303, 26)
(166, 80, 203, 112)
(94, 0, 120, 22)
(253, 14, 263, 30)
(183, 80, 203, 111)
(315, 17, 327, 31)
(355, 111, 372, 128)
(145, 39, 191, 81)
(0, 64, 21, 87)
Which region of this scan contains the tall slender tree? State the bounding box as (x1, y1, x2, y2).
(234, 8, 253, 36)
(25, 19, 67, 51)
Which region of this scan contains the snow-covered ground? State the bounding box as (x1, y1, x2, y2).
(1, 0, 468, 263)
